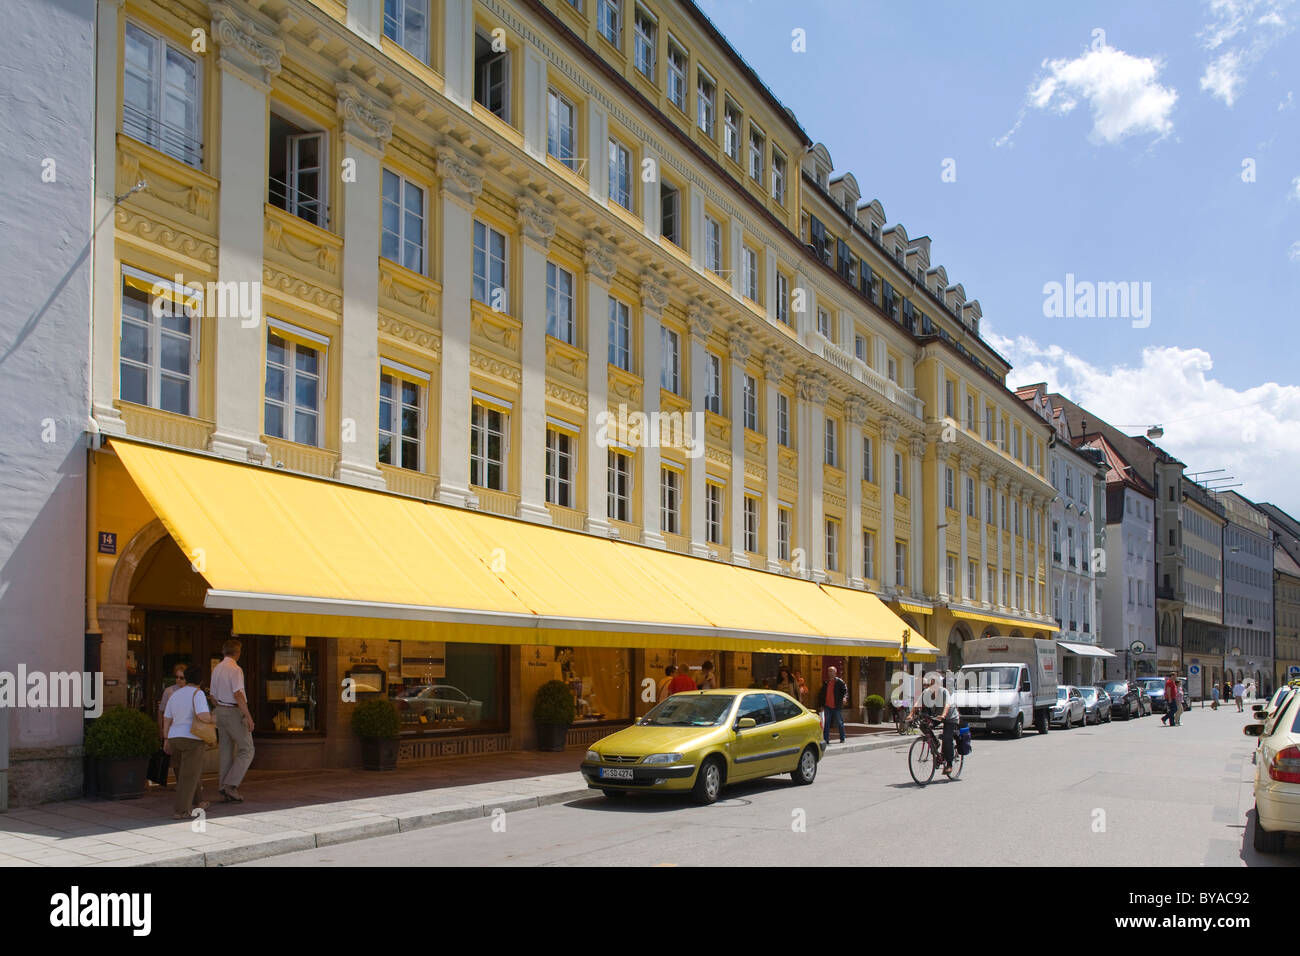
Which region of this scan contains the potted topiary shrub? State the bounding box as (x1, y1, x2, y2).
(352, 699, 400, 771)
(533, 680, 576, 752)
(83, 707, 158, 800)
(865, 694, 886, 724)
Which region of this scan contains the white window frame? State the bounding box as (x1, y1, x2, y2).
(660, 465, 681, 534)
(744, 494, 760, 554)
(748, 124, 765, 184)
(723, 99, 741, 163)
(697, 67, 716, 136)
(470, 397, 510, 491)
(633, 5, 656, 80)
(473, 29, 510, 120)
(382, 169, 426, 274)
(378, 362, 427, 471)
(704, 352, 722, 414)
(776, 273, 790, 324)
(547, 88, 578, 170)
(118, 268, 201, 417)
(660, 325, 680, 394)
(472, 220, 508, 311)
(824, 416, 838, 467)
(743, 374, 758, 432)
(546, 424, 577, 508)
(777, 505, 792, 561)
(771, 148, 786, 204)
(706, 482, 724, 545)
(704, 216, 723, 275)
(546, 261, 575, 344)
(264, 321, 327, 448)
(383, 0, 430, 62)
(607, 448, 633, 522)
(777, 393, 790, 447)
(894, 452, 904, 496)
(742, 244, 758, 301)
(863, 435, 873, 482)
(666, 36, 688, 111)
(863, 531, 876, 580)
(123, 21, 202, 168)
(597, 0, 622, 46)
(608, 136, 633, 210)
(895, 542, 907, 588)
(825, 519, 840, 573)
(608, 296, 632, 371)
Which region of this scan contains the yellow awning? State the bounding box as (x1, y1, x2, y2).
(111, 440, 923, 657)
(891, 600, 934, 616)
(950, 607, 1058, 634)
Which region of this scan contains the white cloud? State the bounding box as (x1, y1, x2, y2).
(1289, 240, 1300, 260)
(1291, 175, 1300, 200)
(986, 324, 1300, 511)
(1019, 43, 1177, 145)
(1198, 0, 1296, 106)
(1280, 90, 1296, 110)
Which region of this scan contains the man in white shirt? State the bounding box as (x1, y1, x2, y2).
(907, 672, 961, 775)
(210, 639, 255, 802)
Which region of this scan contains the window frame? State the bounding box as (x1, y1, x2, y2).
(660, 464, 681, 534)
(607, 135, 633, 211)
(696, 67, 716, 137)
(546, 87, 579, 171)
(378, 364, 426, 471)
(383, 0, 431, 62)
(118, 268, 200, 418)
(607, 296, 632, 371)
(545, 424, 577, 508)
(122, 20, 203, 169)
(263, 321, 327, 448)
(381, 168, 426, 275)
(666, 35, 688, 111)
(607, 447, 634, 522)
(471, 219, 509, 311)
(545, 260, 575, 344)
(470, 399, 510, 491)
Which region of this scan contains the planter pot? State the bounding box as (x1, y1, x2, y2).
(360, 737, 399, 771)
(866, 707, 883, 724)
(535, 723, 570, 752)
(94, 756, 149, 800)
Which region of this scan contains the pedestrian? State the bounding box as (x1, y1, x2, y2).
(1211, 684, 1220, 710)
(1233, 679, 1245, 712)
(210, 639, 255, 803)
(658, 665, 676, 702)
(155, 662, 188, 788)
(818, 666, 848, 745)
(162, 665, 214, 820)
(1161, 673, 1177, 725)
(666, 664, 697, 695)
(794, 672, 808, 704)
(776, 666, 798, 699)
(1168, 676, 1182, 726)
(697, 660, 718, 690)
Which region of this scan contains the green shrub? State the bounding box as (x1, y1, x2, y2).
(84, 707, 157, 759)
(865, 694, 887, 710)
(351, 698, 400, 739)
(533, 680, 576, 726)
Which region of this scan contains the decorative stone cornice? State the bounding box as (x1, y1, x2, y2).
(583, 238, 616, 284)
(516, 193, 556, 248)
(908, 437, 926, 460)
(436, 145, 484, 204)
(934, 440, 953, 461)
(883, 419, 901, 444)
(845, 397, 868, 427)
(797, 372, 828, 406)
(686, 304, 713, 344)
(727, 329, 751, 364)
(763, 351, 785, 382)
(211, 2, 283, 89)
(996, 476, 1010, 492)
(640, 273, 668, 313)
(336, 82, 393, 154)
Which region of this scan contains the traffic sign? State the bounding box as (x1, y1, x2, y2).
(1188, 664, 1201, 676)
(1289, 665, 1300, 679)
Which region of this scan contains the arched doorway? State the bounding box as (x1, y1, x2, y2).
(946, 623, 974, 671)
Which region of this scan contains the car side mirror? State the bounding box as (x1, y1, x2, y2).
(735, 717, 757, 730)
(1243, 724, 1264, 737)
(1252, 706, 1266, 716)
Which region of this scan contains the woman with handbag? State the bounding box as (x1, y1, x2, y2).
(162, 665, 216, 820)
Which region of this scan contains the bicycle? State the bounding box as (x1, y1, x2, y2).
(906, 713, 963, 786)
(893, 702, 913, 735)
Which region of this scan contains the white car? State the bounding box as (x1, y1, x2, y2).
(1050, 685, 1086, 729)
(1246, 686, 1300, 853)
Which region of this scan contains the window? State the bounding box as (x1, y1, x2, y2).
(966, 476, 975, 516)
(123, 21, 201, 168)
(704, 216, 723, 276)
(1051, 459, 1059, 488)
(771, 149, 786, 204)
(968, 560, 978, 599)
(633, 6, 656, 79)
(1052, 521, 1061, 559)
(855, 334, 866, 362)
(742, 245, 759, 301)
(697, 68, 716, 135)
(886, 357, 897, 383)
(607, 449, 632, 522)
(119, 272, 196, 416)
(944, 379, 956, 419)
(863, 531, 876, 579)
(1013, 426, 1022, 461)
(547, 88, 577, 170)
(863, 436, 874, 483)
(825, 519, 840, 572)
(723, 100, 741, 163)
(471, 220, 507, 310)
(607, 297, 631, 371)
(894, 452, 904, 496)
(473, 30, 509, 120)
(378, 370, 422, 470)
(1002, 571, 1010, 605)
(660, 326, 680, 393)
(470, 401, 508, 490)
(988, 567, 996, 604)
(744, 496, 759, 553)
(608, 137, 632, 210)
(1000, 494, 1008, 530)
(706, 483, 723, 545)
(660, 466, 681, 534)
(743, 374, 758, 431)
(985, 403, 995, 442)
(269, 116, 326, 227)
(748, 125, 765, 184)
(817, 308, 831, 339)
(895, 542, 907, 588)
(777, 393, 790, 447)
(1014, 501, 1021, 536)
(946, 555, 957, 597)
(264, 327, 323, 447)
(945, 467, 955, 510)
(1067, 527, 1075, 566)
(383, 0, 430, 61)
(546, 427, 576, 508)
(704, 352, 722, 413)
(1065, 467, 1073, 498)
(381, 170, 425, 274)
(546, 262, 575, 344)
(966, 395, 975, 431)
(776, 273, 790, 324)
(597, 0, 621, 46)
(824, 417, 838, 467)
(666, 37, 687, 110)
(985, 486, 993, 524)
(660, 180, 681, 246)
(778, 506, 792, 561)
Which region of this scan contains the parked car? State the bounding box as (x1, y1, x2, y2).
(1137, 677, 1170, 713)
(1100, 680, 1140, 720)
(581, 690, 823, 804)
(1079, 686, 1112, 724)
(1051, 685, 1086, 729)
(393, 684, 483, 725)
(1244, 686, 1300, 853)
(1136, 683, 1153, 716)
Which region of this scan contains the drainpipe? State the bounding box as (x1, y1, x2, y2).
(86, 439, 100, 635)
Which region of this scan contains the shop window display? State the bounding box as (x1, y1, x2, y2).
(389, 641, 507, 734)
(254, 636, 321, 733)
(554, 647, 632, 723)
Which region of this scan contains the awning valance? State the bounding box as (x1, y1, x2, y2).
(111, 440, 938, 659)
(1057, 641, 1116, 659)
(950, 607, 1059, 634)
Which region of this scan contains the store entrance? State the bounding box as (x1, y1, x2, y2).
(142, 611, 240, 719)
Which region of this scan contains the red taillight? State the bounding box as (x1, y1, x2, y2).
(1269, 746, 1300, 784)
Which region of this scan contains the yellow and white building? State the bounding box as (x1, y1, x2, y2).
(84, 0, 1055, 770)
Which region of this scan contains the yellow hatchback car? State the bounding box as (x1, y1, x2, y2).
(580, 689, 825, 804)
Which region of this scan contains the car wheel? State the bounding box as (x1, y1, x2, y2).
(1252, 805, 1286, 854)
(1010, 714, 1024, 739)
(1036, 711, 1049, 734)
(692, 756, 724, 805)
(790, 745, 818, 786)
(601, 789, 628, 800)
(1064, 711, 1072, 730)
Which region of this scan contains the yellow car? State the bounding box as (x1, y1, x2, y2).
(580, 689, 825, 804)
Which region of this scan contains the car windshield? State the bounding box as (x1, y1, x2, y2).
(961, 666, 1020, 690)
(1079, 688, 1097, 701)
(1103, 682, 1127, 694)
(639, 695, 733, 727)
(1057, 687, 1069, 700)
(1138, 679, 1164, 693)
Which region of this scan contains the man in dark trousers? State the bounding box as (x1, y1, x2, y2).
(819, 666, 848, 745)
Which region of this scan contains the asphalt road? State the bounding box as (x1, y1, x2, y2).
(247, 702, 1297, 867)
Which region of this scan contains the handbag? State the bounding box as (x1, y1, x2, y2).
(147, 748, 170, 786)
(189, 687, 218, 749)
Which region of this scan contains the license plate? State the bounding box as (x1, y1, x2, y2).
(599, 767, 634, 780)
(967, 722, 985, 729)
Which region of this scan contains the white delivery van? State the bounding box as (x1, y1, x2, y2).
(950, 637, 1059, 738)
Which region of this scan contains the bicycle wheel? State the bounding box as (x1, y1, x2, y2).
(948, 750, 964, 780)
(908, 737, 936, 786)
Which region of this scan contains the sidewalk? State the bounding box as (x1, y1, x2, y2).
(0, 733, 908, 867)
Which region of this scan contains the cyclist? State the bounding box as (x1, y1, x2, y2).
(907, 672, 960, 775)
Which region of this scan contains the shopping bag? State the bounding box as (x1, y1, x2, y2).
(146, 748, 170, 786)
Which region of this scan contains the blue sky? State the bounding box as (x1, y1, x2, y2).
(697, 0, 1300, 513)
